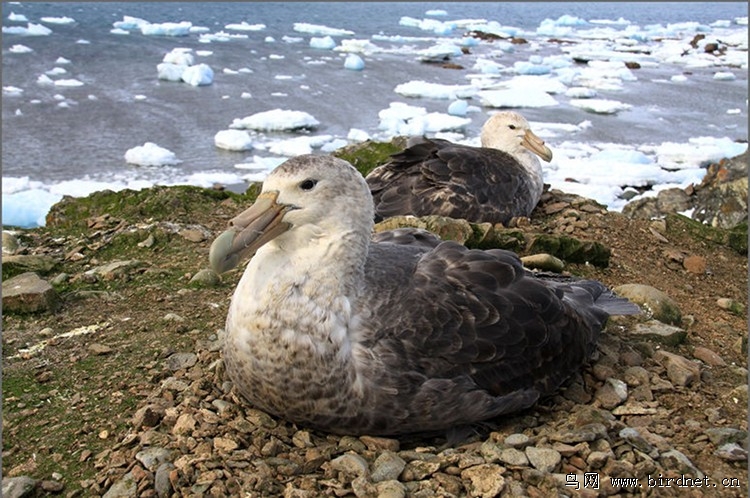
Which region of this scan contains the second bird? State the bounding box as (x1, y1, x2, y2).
(366, 111, 553, 225)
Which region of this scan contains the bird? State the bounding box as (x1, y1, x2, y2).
(209, 154, 639, 436)
(366, 111, 553, 225)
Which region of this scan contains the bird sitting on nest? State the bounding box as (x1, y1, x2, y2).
(209, 154, 638, 436)
(366, 111, 553, 226)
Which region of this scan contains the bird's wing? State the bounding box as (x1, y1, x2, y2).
(366, 138, 539, 224)
(362, 240, 608, 398)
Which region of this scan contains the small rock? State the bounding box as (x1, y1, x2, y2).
(629, 320, 687, 346)
(329, 452, 369, 478)
(137, 234, 155, 248)
(188, 268, 221, 287)
(2, 272, 61, 313)
(704, 427, 748, 446)
(594, 378, 628, 409)
(172, 413, 197, 436)
(400, 459, 440, 481)
(88, 343, 112, 355)
(524, 447, 561, 473)
(359, 435, 400, 452)
(371, 451, 406, 483)
(166, 352, 197, 371)
(717, 297, 745, 316)
(460, 464, 506, 498)
(85, 260, 144, 280)
(499, 447, 529, 467)
(214, 436, 239, 453)
(102, 471, 137, 498)
(132, 404, 166, 428)
(40, 480, 64, 493)
(135, 447, 172, 471)
(613, 284, 682, 325)
(374, 480, 406, 498)
(2, 231, 20, 254)
(504, 433, 530, 448)
(551, 423, 608, 444)
(692, 346, 726, 366)
(622, 366, 650, 387)
(619, 427, 656, 456)
(654, 350, 701, 387)
(682, 254, 707, 274)
(154, 462, 175, 498)
(179, 228, 207, 242)
(715, 443, 748, 462)
(520, 253, 565, 272)
(659, 449, 703, 478)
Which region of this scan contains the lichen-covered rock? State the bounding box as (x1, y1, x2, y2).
(692, 149, 748, 229)
(613, 283, 682, 325)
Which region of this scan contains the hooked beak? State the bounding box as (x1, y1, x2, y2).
(522, 130, 553, 163)
(209, 191, 292, 274)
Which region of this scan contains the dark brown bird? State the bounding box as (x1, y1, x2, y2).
(366, 111, 553, 225)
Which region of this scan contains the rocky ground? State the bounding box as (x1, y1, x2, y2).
(2, 145, 748, 498)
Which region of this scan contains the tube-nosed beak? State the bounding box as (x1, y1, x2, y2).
(522, 130, 553, 163)
(209, 191, 292, 274)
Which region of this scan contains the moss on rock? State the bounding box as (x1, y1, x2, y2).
(333, 138, 408, 177)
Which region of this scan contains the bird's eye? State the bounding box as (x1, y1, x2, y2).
(299, 179, 318, 191)
(508, 124, 517, 130)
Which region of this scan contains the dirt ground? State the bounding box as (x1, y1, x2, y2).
(2, 183, 748, 497)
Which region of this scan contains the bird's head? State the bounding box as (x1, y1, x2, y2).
(480, 111, 553, 163)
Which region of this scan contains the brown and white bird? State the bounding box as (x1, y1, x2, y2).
(209, 154, 637, 436)
(366, 111, 553, 225)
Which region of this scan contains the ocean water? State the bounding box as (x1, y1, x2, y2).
(1, 2, 748, 226)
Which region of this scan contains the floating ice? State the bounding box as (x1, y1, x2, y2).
(9, 44, 33, 53)
(310, 36, 336, 50)
(225, 21, 266, 31)
(141, 21, 192, 36)
(394, 80, 475, 100)
(40, 16, 75, 25)
(448, 100, 469, 116)
(713, 71, 737, 81)
(215, 130, 254, 151)
(569, 98, 632, 114)
(7, 12, 29, 22)
(124, 142, 182, 166)
(2, 189, 62, 228)
(230, 109, 320, 131)
(344, 54, 365, 71)
(3, 86, 24, 97)
(3, 23, 53, 36)
(293, 23, 354, 36)
(181, 63, 214, 86)
(417, 43, 463, 61)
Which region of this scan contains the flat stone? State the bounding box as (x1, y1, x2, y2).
(172, 413, 197, 436)
(499, 447, 529, 467)
(460, 464, 506, 498)
(704, 427, 748, 446)
(692, 346, 726, 366)
(400, 459, 440, 481)
(520, 253, 565, 273)
(166, 352, 198, 371)
(524, 447, 561, 473)
(2, 272, 61, 313)
(715, 443, 748, 462)
(88, 343, 113, 355)
(371, 451, 406, 483)
(359, 435, 400, 452)
(594, 378, 628, 409)
(135, 447, 172, 471)
(85, 260, 144, 279)
(329, 453, 369, 478)
(659, 449, 703, 478)
(654, 350, 701, 387)
(551, 423, 608, 444)
(628, 320, 687, 347)
(504, 433, 531, 448)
